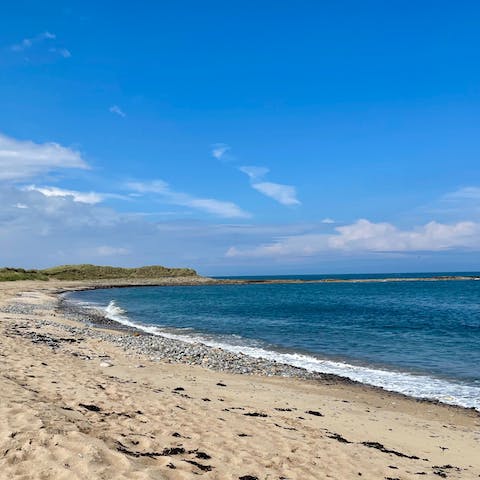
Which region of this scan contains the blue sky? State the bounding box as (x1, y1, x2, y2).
(1, 1, 480, 275)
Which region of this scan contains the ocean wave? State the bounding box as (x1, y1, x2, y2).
(81, 298, 480, 411)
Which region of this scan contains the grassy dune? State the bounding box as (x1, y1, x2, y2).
(0, 264, 198, 282)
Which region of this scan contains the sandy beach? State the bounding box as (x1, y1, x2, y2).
(1, 280, 479, 480)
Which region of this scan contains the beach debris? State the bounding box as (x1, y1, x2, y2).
(305, 410, 323, 417)
(274, 423, 297, 431)
(216, 382, 227, 387)
(188, 449, 211, 460)
(161, 447, 186, 456)
(243, 412, 268, 417)
(183, 459, 213, 471)
(239, 476, 259, 480)
(361, 441, 420, 460)
(79, 403, 101, 412)
(431, 464, 461, 477)
(99, 361, 112, 367)
(115, 442, 162, 458)
(327, 432, 351, 443)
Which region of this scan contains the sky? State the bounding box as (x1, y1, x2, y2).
(1, 1, 480, 275)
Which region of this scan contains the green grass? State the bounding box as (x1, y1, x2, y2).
(0, 264, 198, 282)
(0, 268, 49, 282)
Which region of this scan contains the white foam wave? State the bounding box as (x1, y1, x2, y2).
(83, 298, 480, 411)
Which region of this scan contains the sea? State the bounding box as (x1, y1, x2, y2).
(67, 273, 480, 410)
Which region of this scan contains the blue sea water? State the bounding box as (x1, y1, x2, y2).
(68, 274, 480, 409)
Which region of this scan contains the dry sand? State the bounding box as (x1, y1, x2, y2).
(0, 280, 479, 480)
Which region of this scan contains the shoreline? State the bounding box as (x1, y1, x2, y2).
(61, 280, 480, 413)
(1, 279, 479, 479)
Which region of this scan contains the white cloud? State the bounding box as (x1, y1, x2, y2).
(415, 186, 480, 222)
(211, 143, 230, 160)
(10, 32, 56, 51)
(227, 219, 480, 258)
(321, 217, 335, 224)
(251, 182, 301, 206)
(127, 180, 250, 218)
(238, 166, 270, 180)
(226, 233, 329, 258)
(238, 164, 301, 206)
(2, 179, 480, 273)
(444, 186, 480, 200)
(0, 184, 255, 269)
(24, 185, 103, 204)
(0, 133, 88, 181)
(109, 105, 126, 118)
(329, 219, 479, 251)
(49, 47, 71, 58)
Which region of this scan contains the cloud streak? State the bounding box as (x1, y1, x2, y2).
(24, 185, 104, 204)
(251, 182, 301, 206)
(10, 32, 56, 51)
(0, 133, 88, 181)
(239, 164, 300, 206)
(127, 180, 250, 218)
(49, 47, 71, 58)
(444, 186, 480, 200)
(211, 143, 230, 160)
(109, 105, 126, 118)
(210, 144, 300, 207)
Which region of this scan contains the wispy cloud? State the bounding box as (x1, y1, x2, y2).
(211, 144, 300, 207)
(211, 143, 230, 160)
(109, 105, 126, 118)
(0, 132, 88, 181)
(10, 32, 56, 52)
(127, 180, 250, 218)
(24, 185, 104, 204)
(251, 182, 301, 206)
(444, 186, 480, 200)
(9, 32, 70, 60)
(227, 219, 480, 258)
(321, 218, 335, 224)
(416, 186, 480, 221)
(49, 47, 71, 58)
(239, 164, 300, 206)
(238, 166, 270, 179)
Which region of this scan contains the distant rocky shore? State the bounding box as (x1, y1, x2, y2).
(51, 273, 480, 294)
